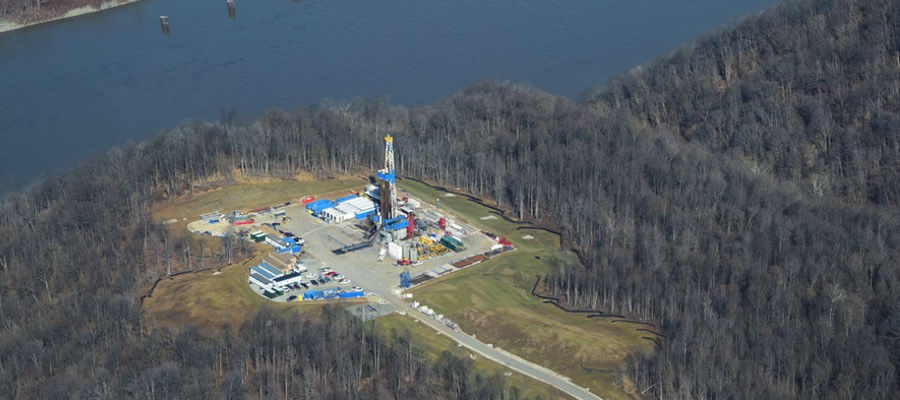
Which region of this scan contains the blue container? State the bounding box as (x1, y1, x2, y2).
(306, 199, 332, 210)
(303, 290, 324, 300)
(311, 201, 336, 214)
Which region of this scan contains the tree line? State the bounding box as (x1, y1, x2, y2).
(0, 0, 114, 23)
(1, 0, 897, 398)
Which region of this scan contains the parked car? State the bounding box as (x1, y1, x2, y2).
(319, 267, 332, 273)
(326, 271, 337, 277)
(287, 295, 297, 301)
(333, 274, 345, 280)
(411, 261, 424, 266)
(310, 280, 319, 286)
(300, 282, 309, 289)
(318, 279, 326, 284)
(305, 272, 317, 279)
(350, 286, 363, 292)
(339, 278, 351, 285)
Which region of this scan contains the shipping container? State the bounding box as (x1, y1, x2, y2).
(440, 236, 465, 252)
(303, 290, 324, 300)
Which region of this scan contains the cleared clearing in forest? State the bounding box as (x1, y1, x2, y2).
(402, 179, 655, 400)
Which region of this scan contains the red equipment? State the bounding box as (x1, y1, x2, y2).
(407, 214, 415, 238)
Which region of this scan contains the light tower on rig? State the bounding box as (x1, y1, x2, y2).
(377, 134, 399, 222)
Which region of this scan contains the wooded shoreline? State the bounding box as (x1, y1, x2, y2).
(0, 0, 140, 34)
(0, 0, 895, 398)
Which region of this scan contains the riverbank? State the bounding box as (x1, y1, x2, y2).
(0, 0, 141, 34)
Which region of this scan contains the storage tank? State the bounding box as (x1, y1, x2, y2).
(409, 247, 419, 262)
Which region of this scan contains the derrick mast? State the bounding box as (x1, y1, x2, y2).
(377, 135, 399, 221)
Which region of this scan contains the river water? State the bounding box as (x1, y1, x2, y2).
(0, 0, 776, 193)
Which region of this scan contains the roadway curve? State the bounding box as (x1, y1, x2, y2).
(381, 294, 603, 400)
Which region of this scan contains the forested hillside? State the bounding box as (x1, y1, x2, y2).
(0, 0, 897, 398)
(592, 0, 899, 205)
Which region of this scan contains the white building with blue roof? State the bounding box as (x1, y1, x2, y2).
(248, 262, 286, 291)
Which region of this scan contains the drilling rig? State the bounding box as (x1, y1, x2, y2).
(376, 135, 399, 222)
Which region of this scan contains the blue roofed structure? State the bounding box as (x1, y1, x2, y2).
(251, 266, 275, 280)
(254, 262, 283, 279)
(308, 200, 337, 214)
(249, 272, 273, 288)
(336, 195, 358, 203)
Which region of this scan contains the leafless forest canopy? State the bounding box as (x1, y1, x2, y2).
(0, 0, 897, 398)
(0, 0, 116, 23)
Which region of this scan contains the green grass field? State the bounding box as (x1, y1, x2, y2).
(376, 314, 570, 400)
(400, 179, 654, 400)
